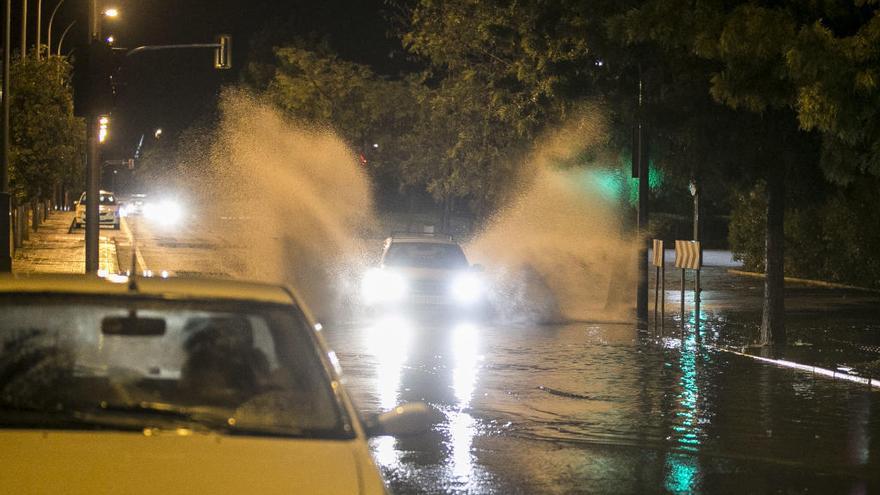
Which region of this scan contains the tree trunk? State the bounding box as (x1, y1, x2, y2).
(441, 196, 452, 234)
(760, 165, 786, 345)
(31, 200, 40, 232)
(20, 206, 29, 242)
(12, 204, 22, 249)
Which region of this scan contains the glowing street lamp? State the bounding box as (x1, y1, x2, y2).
(98, 116, 110, 143)
(106, 35, 115, 44)
(103, 7, 119, 17)
(154, 128, 163, 139)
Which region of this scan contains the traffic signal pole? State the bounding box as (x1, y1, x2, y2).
(635, 74, 649, 328)
(84, 0, 101, 272)
(1, 0, 12, 272)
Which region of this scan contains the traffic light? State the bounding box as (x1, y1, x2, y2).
(214, 35, 232, 70)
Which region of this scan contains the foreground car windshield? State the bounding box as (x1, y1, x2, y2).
(0, 296, 349, 438)
(384, 243, 469, 269)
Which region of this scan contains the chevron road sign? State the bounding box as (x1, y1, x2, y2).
(674, 240, 701, 270)
(652, 239, 664, 268)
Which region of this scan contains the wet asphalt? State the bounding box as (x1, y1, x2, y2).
(113, 216, 880, 494)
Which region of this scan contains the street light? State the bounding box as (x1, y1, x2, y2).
(46, 0, 66, 58)
(105, 34, 114, 44)
(102, 7, 118, 17)
(56, 19, 75, 55)
(154, 128, 162, 139)
(98, 115, 109, 143)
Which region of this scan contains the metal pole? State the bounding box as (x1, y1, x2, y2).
(693, 182, 701, 339)
(680, 268, 686, 334)
(84, 0, 100, 272)
(84, 118, 98, 272)
(635, 69, 650, 327)
(47, 0, 65, 58)
(35, 0, 42, 60)
(653, 265, 659, 335)
(660, 256, 665, 336)
(0, 0, 12, 271)
(55, 19, 73, 55)
(20, 0, 26, 58)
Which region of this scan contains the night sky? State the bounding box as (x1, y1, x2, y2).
(16, 0, 399, 160)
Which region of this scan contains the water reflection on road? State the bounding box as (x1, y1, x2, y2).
(326, 315, 880, 494)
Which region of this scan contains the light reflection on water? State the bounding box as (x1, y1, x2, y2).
(361, 317, 484, 488)
(664, 324, 703, 493)
(448, 322, 481, 485)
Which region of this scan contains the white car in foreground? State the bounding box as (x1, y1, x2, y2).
(0, 273, 430, 494)
(361, 233, 488, 318)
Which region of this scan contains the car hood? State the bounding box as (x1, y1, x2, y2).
(1, 429, 384, 494)
(384, 266, 463, 280)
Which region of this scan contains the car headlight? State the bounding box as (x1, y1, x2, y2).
(144, 200, 183, 226)
(361, 269, 407, 305)
(451, 272, 484, 305)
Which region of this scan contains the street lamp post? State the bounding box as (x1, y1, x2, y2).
(56, 20, 75, 56)
(35, 0, 42, 59)
(46, 0, 67, 59)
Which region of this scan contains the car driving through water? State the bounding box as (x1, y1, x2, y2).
(0, 273, 430, 494)
(361, 233, 489, 319)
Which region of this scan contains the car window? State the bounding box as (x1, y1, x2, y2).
(78, 194, 116, 205)
(0, 296, 350, 439)
(384, 242, 469, 269)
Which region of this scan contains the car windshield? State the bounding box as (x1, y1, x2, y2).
(0, 295, 350, 439)
(79, 194, 116, 205)
(384, 242, 469, 269)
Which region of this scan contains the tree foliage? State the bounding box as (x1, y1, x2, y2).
(9, 56, 85, 202)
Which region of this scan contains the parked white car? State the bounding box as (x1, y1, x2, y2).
(74, 190, 120, 229)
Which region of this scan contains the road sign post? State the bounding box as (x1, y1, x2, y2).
(675, 240, 702, 338)
(652, 239, 665, 336)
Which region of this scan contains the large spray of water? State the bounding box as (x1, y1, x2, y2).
(182, 90, 376, 321)
(468, 107, 637, 323)
(167, 93, 633, 325)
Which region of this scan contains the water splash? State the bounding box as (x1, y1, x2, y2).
(468, 107, 637, 323)
(182, 90, 376, 321)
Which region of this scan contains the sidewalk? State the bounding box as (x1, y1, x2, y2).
(12, 210, 118, 274)
(652, 262, 880, 382)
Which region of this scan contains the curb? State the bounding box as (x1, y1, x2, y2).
(727, 269, 880, 294)
(706, 343, 880, 391)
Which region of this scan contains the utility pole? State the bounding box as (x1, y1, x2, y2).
(635, 73, 649, 328)
(84, 0, 100, 272)
(1, 0, 12, 272)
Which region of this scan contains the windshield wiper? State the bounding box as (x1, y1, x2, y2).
(87, 401, 232, 431)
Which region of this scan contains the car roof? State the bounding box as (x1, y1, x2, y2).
(0, 273, 298, 306)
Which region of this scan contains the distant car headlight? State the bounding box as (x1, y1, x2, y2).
(451, 272, 484, 305)
(362, 268, 407, 305)
(144, 199, 183, 226)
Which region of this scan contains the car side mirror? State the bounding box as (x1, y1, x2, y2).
(366, 402, 432, 438)
(471, 264, 485, 272)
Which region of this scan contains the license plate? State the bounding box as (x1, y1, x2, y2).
(412, 295, 443, 305)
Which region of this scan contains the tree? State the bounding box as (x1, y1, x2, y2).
(611, 1, 880, 344)
(9, 55, 85, 206)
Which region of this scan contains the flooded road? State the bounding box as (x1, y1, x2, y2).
(113, 214, 879, 493)
(326, 316, 879, 494)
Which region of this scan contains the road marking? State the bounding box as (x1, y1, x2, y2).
(120, 217, 148, 273)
